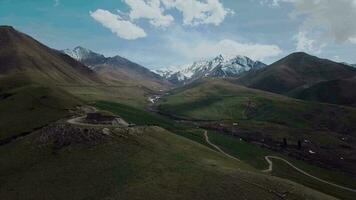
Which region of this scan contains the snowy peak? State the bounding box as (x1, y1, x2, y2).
(62, 46, 106, 67)
(62, 46, 94, 61)
(156, 55, 266, 84)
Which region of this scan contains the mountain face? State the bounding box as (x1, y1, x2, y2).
(155, 55, 266, 85)
(237, 52, 356, 95)
(295, 77, 356, 106)
(0, 26, 102, 85)
(63, 47, 171, 91)
(62, 46, 106, 67)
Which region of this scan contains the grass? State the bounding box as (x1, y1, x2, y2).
(61, 85, 151, 108)
(0, 81, 81, 140)
(159, 79, 356, 131)
(204, 130, 356, 200)
(158, 79, 356, 175)
(0, 126, 336, 200)
(95, 100, 356, 199)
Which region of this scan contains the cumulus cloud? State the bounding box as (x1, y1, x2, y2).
(125, 0, 174, 27)
(295, 31, 324, 54)
(265, 0, 356, 45)
(161, 0, 234, 26)
(91, 1, 233, 39)
(171, 38, 282, 61)
(90, 9, 147, 40)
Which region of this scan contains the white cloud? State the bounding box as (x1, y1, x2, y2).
(265, 0, 356, 45)
(90, 9, 147, 40)
(125, 0, 174, 27)
(295, 31, 324, 54)
(162, 0, 234, 26)
(171, 38, 282, 61)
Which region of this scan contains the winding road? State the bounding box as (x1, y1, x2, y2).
(203, 131, 356, 193)
(204, 131, 240, 162)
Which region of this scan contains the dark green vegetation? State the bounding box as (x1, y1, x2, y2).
(0, 74, 81, 141)
(97, 101, 356, 199)
(95, 101, 207, 144)
(158, 79, 356, 175)
(296, 77, 356, 107)
(237, 52, 356, 106)
(205, 130, 356, 200)
(1, 26, 355, 200)
(1, 125, 337, 200)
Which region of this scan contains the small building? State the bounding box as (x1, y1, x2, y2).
(86, 112, 117, 125)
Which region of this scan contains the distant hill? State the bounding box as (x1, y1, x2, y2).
(155, 55, 266, 85)
(238, 53, 356, 103)
(63, 47, 171, 91)
(158, 78, 356, 175)
(0, 26, 102, 85)
(295, 77, 356, 106)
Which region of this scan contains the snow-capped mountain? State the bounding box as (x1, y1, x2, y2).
(61, 46, 171, 90)
(155, 55, 266, 84)
(62, 46, 106, 67)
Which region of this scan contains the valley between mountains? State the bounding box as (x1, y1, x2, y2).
(1, 26, 356, 200)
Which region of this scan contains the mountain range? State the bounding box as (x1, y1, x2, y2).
(2, 26, 356, 200)
(155, 55, 266, 85)
(62, 47, 171, 91)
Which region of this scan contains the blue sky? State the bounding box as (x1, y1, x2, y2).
(1, 0, 356, 69)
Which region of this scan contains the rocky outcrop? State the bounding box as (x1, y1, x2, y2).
(38, 124, 108, 149)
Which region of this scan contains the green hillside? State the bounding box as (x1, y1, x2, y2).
(0, 125, 336, 200)
(0, 74, 82, 141)
(158, 79, 356, 175)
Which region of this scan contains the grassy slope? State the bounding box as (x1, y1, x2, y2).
(158, 79, 356, 150)
(205, 130, 356, 200)
(0, 75, 82, 140)
(0, 125, 336, 200)
(62, 85, 150, 108)
(96, 101, 356, 199)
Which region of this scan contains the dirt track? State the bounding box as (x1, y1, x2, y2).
(203, 130, 356, 193)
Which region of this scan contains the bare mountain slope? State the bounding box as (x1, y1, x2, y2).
(237, 52, 356, 95)
(63, 47, 171, 91)
(0, 26, 102, 85)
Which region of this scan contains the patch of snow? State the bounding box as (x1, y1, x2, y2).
(63, 46, 93, 61)
(309, 150, 316, 154)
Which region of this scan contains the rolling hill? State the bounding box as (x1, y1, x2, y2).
(0, 121, 338, 200)
(157, 78, 356, 176)
(295, 77, 356, 107)
(237, 52, 356, 102)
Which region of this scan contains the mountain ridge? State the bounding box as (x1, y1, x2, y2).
(62, 47, 171, 91)
(237, 52, 356, 94)
(155, 55, 266, 85)
(0, 26, 102, 85)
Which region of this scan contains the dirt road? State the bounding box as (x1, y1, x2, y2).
(203, 130, 356, 193)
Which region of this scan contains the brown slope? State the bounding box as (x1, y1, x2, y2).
(0, 26, 102, 85)
(295, 77, 356, 106)
(237, 52, 356, 95)
(63, 46, 172, 91)
(92, 56, 172, 91)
